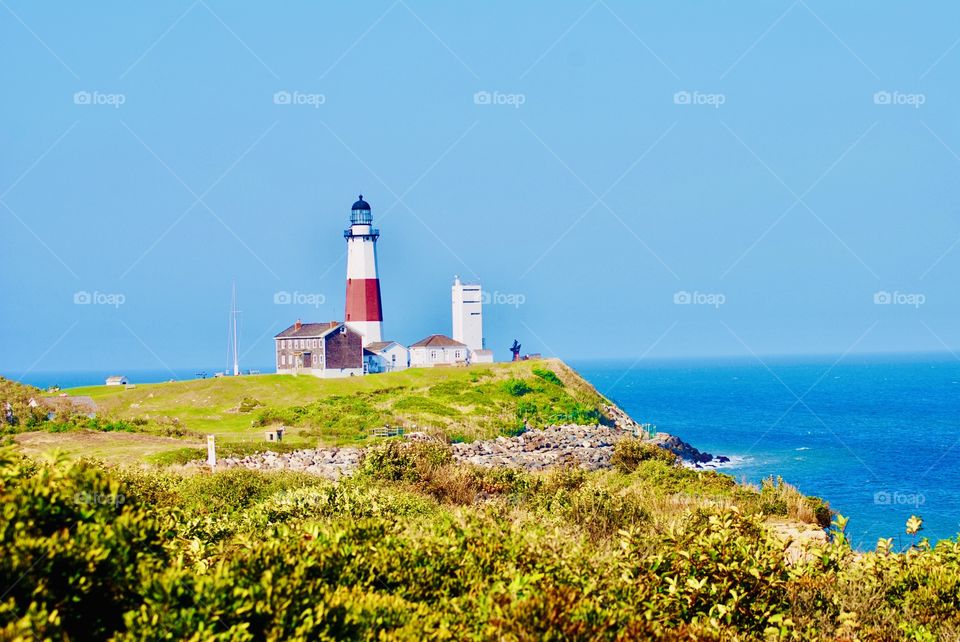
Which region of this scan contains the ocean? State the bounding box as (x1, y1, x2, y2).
(573, 354, 960, 550)
(8, 355, 960, 549)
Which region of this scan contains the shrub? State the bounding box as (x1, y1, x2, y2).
(392, 396, 459, 418)
(759, 476, 833, 528)
(238, 397, 263, 413)
(358, 440, 453, 482)
(501, 379, 532, 397)
(532, 368, 564, 386)
(0, 449, 170, 640)
(498, 418, 527, 438)
(611, 437, 679, 472)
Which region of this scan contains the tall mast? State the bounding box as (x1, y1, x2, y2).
(230, 281, 240, 376)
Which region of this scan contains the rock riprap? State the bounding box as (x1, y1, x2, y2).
(210, 423, 726, 478)
(217, 447, 360, 480)
(451, 424, 620, 471)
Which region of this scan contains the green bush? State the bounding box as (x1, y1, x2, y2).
(0, 450, 170, 640)
(501, 378, 533, 397)
(3, 443, 959, 640)
(238, 396, 263, 413)
(358, 440, 453, 482)
(532, 367, 564, 386)
(611, 437, 679, 472)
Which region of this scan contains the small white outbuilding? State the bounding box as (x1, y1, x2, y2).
(409, 335, 470, 367)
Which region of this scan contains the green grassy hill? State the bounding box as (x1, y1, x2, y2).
(12, 359, 612, 464)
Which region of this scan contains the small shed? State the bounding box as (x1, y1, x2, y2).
(105, 375, 129, 386)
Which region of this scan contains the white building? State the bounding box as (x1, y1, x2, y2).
(452, 276, 493, 364)
(105, 376, 128, 386)
(409, 334, 470, 367)
(363, 341, 410, 373)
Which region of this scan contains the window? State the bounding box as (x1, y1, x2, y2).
(455, 350, 462, 359)
(430, 350, 437, 360)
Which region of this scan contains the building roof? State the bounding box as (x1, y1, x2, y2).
(275, 321, 342, 339)
(365, 340, 404, 353)
(105, 375, 127, 383)
(351, 195, 371, 211)
(410, 334, 468, 349)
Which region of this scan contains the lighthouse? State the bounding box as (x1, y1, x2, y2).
(344, 195, 383, 345)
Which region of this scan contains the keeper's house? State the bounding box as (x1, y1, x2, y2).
(275, 320, 363, 378)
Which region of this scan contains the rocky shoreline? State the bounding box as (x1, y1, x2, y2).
(211, 422, 730, 480)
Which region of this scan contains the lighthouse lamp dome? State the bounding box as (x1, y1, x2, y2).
(351, 195, 372, 225)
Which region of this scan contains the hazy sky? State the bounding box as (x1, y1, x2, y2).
(3, 2, 960, 374)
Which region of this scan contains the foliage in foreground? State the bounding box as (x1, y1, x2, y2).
(1, 444, 959, 641)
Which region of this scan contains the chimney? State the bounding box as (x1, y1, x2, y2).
(294, 319, 302, 331)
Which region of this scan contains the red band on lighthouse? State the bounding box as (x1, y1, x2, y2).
(345, 278, 382, 322)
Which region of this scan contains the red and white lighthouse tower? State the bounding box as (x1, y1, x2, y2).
(344, 195, 383, 345)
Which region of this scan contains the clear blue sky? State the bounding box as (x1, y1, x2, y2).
(2, 1, 960, 374)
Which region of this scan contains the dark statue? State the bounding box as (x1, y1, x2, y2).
(510, 339, 521, 361)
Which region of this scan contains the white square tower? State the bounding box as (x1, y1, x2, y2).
(452, 276, 483, 352)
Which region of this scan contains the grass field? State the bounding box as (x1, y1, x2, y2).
(18, 359, 611, 465)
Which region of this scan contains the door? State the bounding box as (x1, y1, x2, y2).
(303, 352, 312, 368)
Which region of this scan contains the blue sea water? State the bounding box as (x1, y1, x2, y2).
(7, 355, 960, 550)
(573, 355, 960, 550)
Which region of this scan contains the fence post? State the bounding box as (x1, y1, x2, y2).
(207, 434, 216, 469)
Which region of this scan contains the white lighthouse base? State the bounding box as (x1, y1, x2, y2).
(346, 320, 383, 346)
